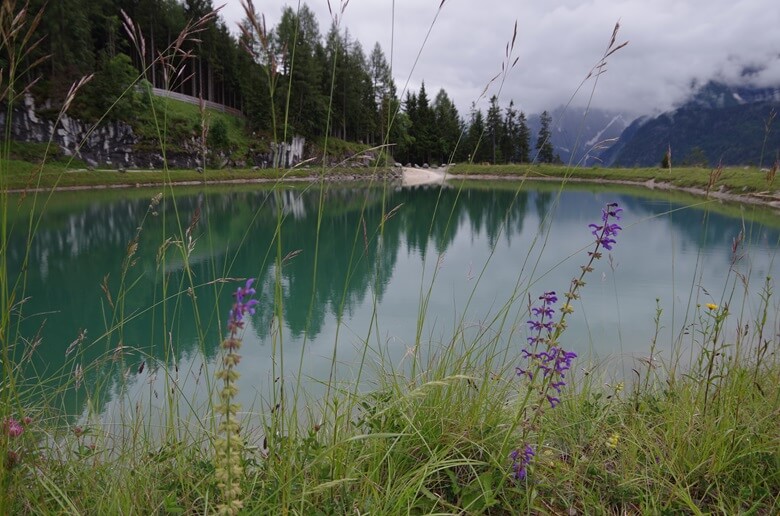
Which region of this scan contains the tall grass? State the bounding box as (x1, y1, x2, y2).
(2, 1, 779, 514)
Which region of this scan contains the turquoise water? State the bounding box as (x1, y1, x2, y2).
(7, 182, 780, 420)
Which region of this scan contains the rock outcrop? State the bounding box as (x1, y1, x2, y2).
(0, 95, 206, 169)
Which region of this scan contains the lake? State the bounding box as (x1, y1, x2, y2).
(6, 181, 780, 422)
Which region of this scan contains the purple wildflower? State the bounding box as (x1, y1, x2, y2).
(510, 444, 535, 481)
(4, 418, 23, 438)
(228, 278, 259, 333)
(551, 381, 566, 393)
(527, 320, 554, 332)
(518, 291, 578, 408)
(532, 306, 555, 318)
(589, 202, 623, 251)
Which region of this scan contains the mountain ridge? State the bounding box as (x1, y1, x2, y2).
(601, 81, 780, 167)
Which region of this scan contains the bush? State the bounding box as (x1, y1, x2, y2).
(208, 118, 229, 151)
(74, 52, 149, 122)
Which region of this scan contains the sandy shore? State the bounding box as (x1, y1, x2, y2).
(400, 166, 448, 187)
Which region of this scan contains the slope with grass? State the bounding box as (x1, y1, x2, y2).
(448, 163, 780, 208)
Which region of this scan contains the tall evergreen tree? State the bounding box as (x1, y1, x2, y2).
(501, 100, 518, 163)
(29, 0, 95, 99)
(432, 89, 461, 164)
(400, 91, 418, 163)
(343, 39, 373, 142)
(535, 110, 554, 163)
(276, 5, 326, 137)
(369, 42, 393, 143)
(517, 110, 531, 163)
(466, 104, 487, 163)
(486, 95, 503, 164)
(413, 82, 435, 164)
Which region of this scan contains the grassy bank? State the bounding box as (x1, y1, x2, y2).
(0, 158, 397, 191)
(5, 160, 779, 211)
(449, 163, 780, 199)
(3, 299, 778, 514)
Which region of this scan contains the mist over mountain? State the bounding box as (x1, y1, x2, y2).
(600, 81, 780, 167)
(527, 107, 629, 166)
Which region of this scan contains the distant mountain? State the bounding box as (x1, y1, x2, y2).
(601, 81, 780, 167)
(528, 106, 629, 166)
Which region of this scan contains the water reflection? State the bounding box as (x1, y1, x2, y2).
(7, 183, 780, 420)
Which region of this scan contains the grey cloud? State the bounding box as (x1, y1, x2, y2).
(222, 1, 780, 117)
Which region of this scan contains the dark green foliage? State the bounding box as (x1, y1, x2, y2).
(15, 0, 477, 162)
(682, 146, 707, 167)
(517, 111, 531, 163)
(535, 110, 555, 163)
(661, 151, 671, 169)
(465, 104, 488, 163)
(500, 100, 517, 163)
(407, 82, 436, 164)
(486, 95, 503, 164)
(208, 118, 229, 150)
(74, 53, 148, 121)
(432, 89, 462, 164)
(276, 5, 327, 138)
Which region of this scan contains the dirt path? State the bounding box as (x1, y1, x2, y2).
(401, 166, 448, 187)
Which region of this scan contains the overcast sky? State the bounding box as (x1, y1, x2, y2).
(220, 0, 780, 118)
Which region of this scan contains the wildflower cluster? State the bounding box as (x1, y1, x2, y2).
(4, 416, 31, 470)
(605, 432, 620, 449)
(510, 202, 623, 483)
(214, 278, 258, 516)
(588, 203, 623, 251)
(509, 444, 535, 481)
(511, 291, 578, 481)
(517, 291, 577, 409)
(4, 417, 25, 438)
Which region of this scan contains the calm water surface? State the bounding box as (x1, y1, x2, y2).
(8, 182, 780, 420)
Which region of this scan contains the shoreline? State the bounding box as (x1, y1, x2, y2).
(5, 166, 780, 210)
(446, 173, 780, 210)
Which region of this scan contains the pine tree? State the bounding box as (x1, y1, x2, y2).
(466, 104, 487, 163)
(501, 100, 518, 163)
(535, 110, 555, 163)
(517, 111, 531, 163)
(433, 89, 461, 164)
(486, 95, 503, 164)
(276, 5, 327, 137)
(414, 82, 435, 164)
(369, 42, 393, 143)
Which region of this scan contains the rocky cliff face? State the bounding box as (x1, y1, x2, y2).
(1, 95, 203, 169)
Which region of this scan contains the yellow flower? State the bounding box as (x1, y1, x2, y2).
(706, 303, 718, 311)
(606, 432, 620, 449)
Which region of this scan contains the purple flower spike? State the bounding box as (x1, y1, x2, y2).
(228, 278, 259, 333)
(510, 444, 535, 481)
(590, 202, 623, 251)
